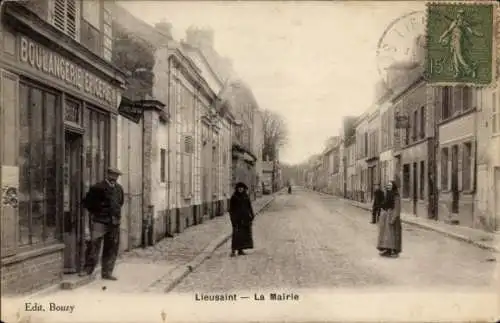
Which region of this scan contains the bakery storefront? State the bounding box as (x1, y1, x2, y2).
(1, 22, 125, 294)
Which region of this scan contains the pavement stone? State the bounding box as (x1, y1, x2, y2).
(171, 189, 496, 293)
(67, 194, 276, 294)
(145, 194, 276, 293)
(341, 195, 500, 253)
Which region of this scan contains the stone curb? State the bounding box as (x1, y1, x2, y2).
(311, 189, 499, 254)
(161, 195, 278, 293)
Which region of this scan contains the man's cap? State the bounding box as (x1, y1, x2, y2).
(107, 167, 122, 175)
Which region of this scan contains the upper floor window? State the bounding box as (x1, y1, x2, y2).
(364, 132, 368, 157)
(420, 106, 426, 139)
(82, 0, 100, 29)
(51, 0, 80, 40)
(412, 109, 418, 140)
(160, 148, 166, 183)
(442, 86, 451, 120)
(441, 86, 472, 121)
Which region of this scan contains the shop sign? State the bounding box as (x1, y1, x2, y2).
(118, 99, 143, 124)
(19, 36, 116, 107)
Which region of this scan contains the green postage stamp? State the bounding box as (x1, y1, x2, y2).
(425, 2, 495, 86)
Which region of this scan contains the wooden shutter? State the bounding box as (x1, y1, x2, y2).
(53, 0, 66, 31)
(66, 0, 77, 38)
(52, 0, 79, 40)
(1, 70, 20, 257)
(182, 135, 193, 198)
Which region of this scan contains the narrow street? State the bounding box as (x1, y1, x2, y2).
(170, 189, 496, 293)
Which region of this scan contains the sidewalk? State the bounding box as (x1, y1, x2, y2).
(343, 197, 500, 253)
(66, 194, 276, 294)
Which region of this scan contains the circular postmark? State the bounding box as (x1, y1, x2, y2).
(376, 10, 427, 87)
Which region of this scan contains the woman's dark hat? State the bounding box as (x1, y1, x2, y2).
(235, 182, 248, 190)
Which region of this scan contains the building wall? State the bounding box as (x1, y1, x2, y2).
(153, 46, 210, 233)
(252, 110, 264, 196)
(436, 86, 477, 227)
(355, 117, 368, 201)
(1, 1, 125, 294)
(474, 80, 500, 231)
(117, 115, 144, 251)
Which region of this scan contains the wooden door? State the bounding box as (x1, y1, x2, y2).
(63, 131, 83, 273)
(451, 145, 459, 213)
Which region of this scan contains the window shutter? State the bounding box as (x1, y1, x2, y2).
(66, 0, 77, 38)
(184, 135, 193, 154)
(53, 0, 66, 31)
(52, 0, 79, 40)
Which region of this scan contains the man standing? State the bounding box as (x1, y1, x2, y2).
(81, 167, 124, 280)
(371, 183, 385, 224)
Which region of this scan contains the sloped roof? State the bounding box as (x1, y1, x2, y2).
(111, 4, 171, 47)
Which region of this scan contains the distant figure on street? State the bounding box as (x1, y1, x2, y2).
(229, 182, 255, 257)
(371, 184, 385, 224)
(377, 180, 402, 258)
(81, 167, 124, 280)
(288, 183, 292, 194)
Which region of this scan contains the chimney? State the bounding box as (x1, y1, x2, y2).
(186, 26, 214, 49)
(154, 20, 173, 40)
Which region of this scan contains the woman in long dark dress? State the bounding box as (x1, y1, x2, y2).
(377, 180, 402, 257)
(229, 182, 255, 257)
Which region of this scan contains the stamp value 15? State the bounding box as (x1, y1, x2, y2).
(425, 2, 495, 86)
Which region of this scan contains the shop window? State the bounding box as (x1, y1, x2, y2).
(441, 147, 449, 190)
(51, 0, 80, 40)
(160, 148, 166, 183)
(18, 84, 59, 245)
(83, 107, 109, 188)
(420, 161, 425, 200)
(462, 142, 472, 191)
(402, 164, 410, 198)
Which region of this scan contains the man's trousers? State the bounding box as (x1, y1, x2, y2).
(84, 224, 120, 277)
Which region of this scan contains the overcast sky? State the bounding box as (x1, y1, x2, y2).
(119, 1, 425, 165)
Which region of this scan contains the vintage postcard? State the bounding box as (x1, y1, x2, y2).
(0, 0, 499, 322)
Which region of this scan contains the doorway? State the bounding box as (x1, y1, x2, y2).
(495, 167, 500, 231)
(412, 162, 418, 215)
(63, 131, 83, 273)
(451, 145, 459, 214)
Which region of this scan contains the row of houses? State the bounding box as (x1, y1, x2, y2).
(305, 43, 500, 234)
(0, 0, 269, 294)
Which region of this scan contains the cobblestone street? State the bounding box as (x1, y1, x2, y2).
(171, 189, 497, 293)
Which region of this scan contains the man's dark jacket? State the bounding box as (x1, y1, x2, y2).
(83, 181, 124, 226)
(373, 189, 385, 209)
